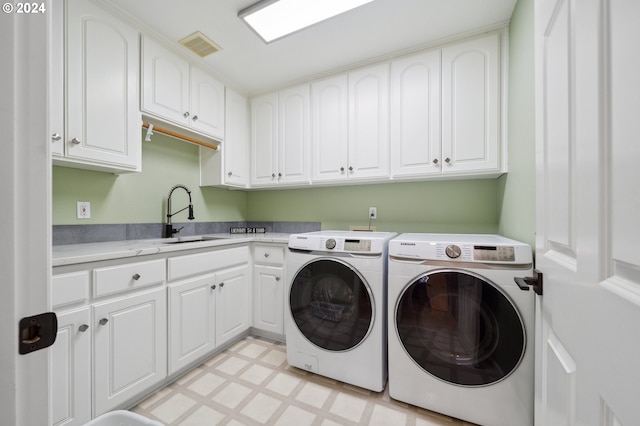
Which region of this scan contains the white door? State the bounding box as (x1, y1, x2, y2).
(224, 88, 249, 186)
(311, 75, 349, 182)
(278, 85, 310, 185)
(190, 66, 225, 139)
(215, 265, 250, 347)
(253, 265, 284, 335)
(535, 0, 640, 425)
(1, 4, 50, 425)
(250, 92, 279, 186)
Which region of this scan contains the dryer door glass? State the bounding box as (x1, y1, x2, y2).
(290, 259, 374, 352)
(395, 270, 525, 386)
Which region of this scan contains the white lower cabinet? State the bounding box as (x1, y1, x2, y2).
(93, 287, 167, 417)
(51, 307, 91, 426)
(252, 244, 285, 336)
(167, 248, 250, 375)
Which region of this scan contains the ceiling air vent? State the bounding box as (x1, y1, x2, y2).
(179, 31, 221, 57)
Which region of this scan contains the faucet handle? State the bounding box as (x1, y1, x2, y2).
(174, 226, 184, 235)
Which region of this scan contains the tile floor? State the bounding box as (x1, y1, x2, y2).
(132, 336, 474, 426)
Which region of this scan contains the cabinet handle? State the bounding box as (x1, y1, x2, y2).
(445, 157, 451, 164)
(276, 276, 280, 281)
(78, 324, 89, 332)
(99, 318, 108, 326)
(228, 171, 233, 177)
(340, 167, 345, 173)
(219, 282, 225, 288)
(71, 137, 81, 145)
(210, 284, 216, 290)
(278, 172, 282, 178)
(183, 111, 190, 118)
(271, 173, 276, 179)
(348, 166, 353, 172)
(132, 273, 141, 280)
(264, 253, 270, 258)
(432, 158, 439, 165)
(51, 133, 62, 142)
(192, 115, 199, 121)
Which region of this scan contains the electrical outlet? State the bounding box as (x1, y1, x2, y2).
(77, 201, 91, 219)
(369, 207, 377, 219)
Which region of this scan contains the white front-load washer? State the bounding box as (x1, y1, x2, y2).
(286, 230, 396, 392)
(388, 233, 535, 426)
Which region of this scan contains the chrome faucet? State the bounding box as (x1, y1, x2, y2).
(165, 184, 195, 238)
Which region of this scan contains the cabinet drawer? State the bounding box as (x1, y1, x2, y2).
(52, 271, 90, 309)
(254, 245, 285, 265)
(93, 259, 166, 298)
(168, 246, 249, 281)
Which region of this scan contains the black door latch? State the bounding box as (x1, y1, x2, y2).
(514, 269, 543, 296)
(19, 312, 58, 355)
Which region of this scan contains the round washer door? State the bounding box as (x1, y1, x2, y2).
(395, 269, 525, 386)
(289, 259, 374, 352)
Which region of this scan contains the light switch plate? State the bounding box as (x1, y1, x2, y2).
(77, 201, 91, 219)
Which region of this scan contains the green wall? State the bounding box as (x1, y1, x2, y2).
(53, 0, 536, 242)
(52, 132, 248, 224)
(497, 0, 536, 247)
(247, 180, 500, 233)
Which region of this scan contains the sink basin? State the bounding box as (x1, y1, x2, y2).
(164, 235, 227, 244)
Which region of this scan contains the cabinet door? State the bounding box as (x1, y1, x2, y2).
(390, 50, 442, 178)
(311, 75, 349, 182)
(190, 65, 225, 139)
(253, 265, 284, 336)
(348, 63, 390, 180)
(215, 265, 250, 347)
(250, 93, 279, 186)
(93, 288, 167, 416)
(441, 33, 500, 174)
(66, 0, 140, 170)
(141, 36, 190, 126)
(224, 88, 249, 186)
(278, 84, 310, 184)
(168, 274, 216, 374)
(51, 308, 91, 426)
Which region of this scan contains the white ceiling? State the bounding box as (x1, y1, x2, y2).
(100, 0, 517, 95)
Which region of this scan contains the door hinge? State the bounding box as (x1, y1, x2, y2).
(19, 312, 58, 355)
(514, 269, 543, 296)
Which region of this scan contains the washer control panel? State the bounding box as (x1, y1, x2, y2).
(289, 232, 390, 254)
(473, 245, 516, 262)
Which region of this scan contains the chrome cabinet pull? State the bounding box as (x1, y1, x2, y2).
(78, 324, 89, 332)
(271, 173, 276, 178)
(132, 273, 141, 280)
(192, 115, 199, 121)
(210, 284, 216, 290)
(445, 157, 451, 164)
(432, 158, 439, 165)
(275, 276, 280, 281)
(51, 133, 62, 141)
(348, 166, 353, 172)
(264, 252, 270, 258)
(183, 111, 190, 118)
(340, 167, 345, 173)
(219, 282, 225, 288)
(228, 171, 233, 177)
(71, 137, 81, 145)
(99, 318, 108, 326)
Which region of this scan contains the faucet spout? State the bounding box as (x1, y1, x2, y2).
(165, 184, 195, 238)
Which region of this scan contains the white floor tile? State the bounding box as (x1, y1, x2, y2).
(329, 392, 367, 423)
(240, 392, 282, 423)
(178, 406, 225, 426)
(239, 364, 274, 385)
(211, 382, 252, 409)
(276, 405, 317, 425)
(295, 381, 332, 408)
(238, 342, 268, 358)
(188, 372, 226, 396)
(265, 372, 301, 396)
(150, 393, 196, 424)
(215, 356, 249, 375)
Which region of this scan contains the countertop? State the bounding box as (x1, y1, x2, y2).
(52, 233, 291, 266)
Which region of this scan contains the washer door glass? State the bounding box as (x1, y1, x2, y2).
(396, 270, 525, 386)
(290, 259, 374, 352)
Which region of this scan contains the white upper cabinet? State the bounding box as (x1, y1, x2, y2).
(200, 88, 249, 188)
(310, 65, 389, 183)
(63, 0, 141, 173)
(348, 63, 390, 180)
(441, 32, 501, 175)
(251, 85, 310, 187)
(390, 50, 442, 178)
(141, 36, 225, 140)
(50, 0, 64, 158)
(311, 75, 349, 182)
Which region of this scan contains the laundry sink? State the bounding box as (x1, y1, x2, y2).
(164, 235, 228, 244)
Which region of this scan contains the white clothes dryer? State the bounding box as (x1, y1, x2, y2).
(388, 234, 535, 426)
(286, 231, 396, 392)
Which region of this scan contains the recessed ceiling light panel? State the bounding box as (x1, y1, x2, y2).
(239, 0, 375, 43)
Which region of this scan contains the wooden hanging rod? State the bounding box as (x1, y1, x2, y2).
(142, 121, 218, 150)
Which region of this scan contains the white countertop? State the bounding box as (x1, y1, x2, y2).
(52, 233, 291, 266)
